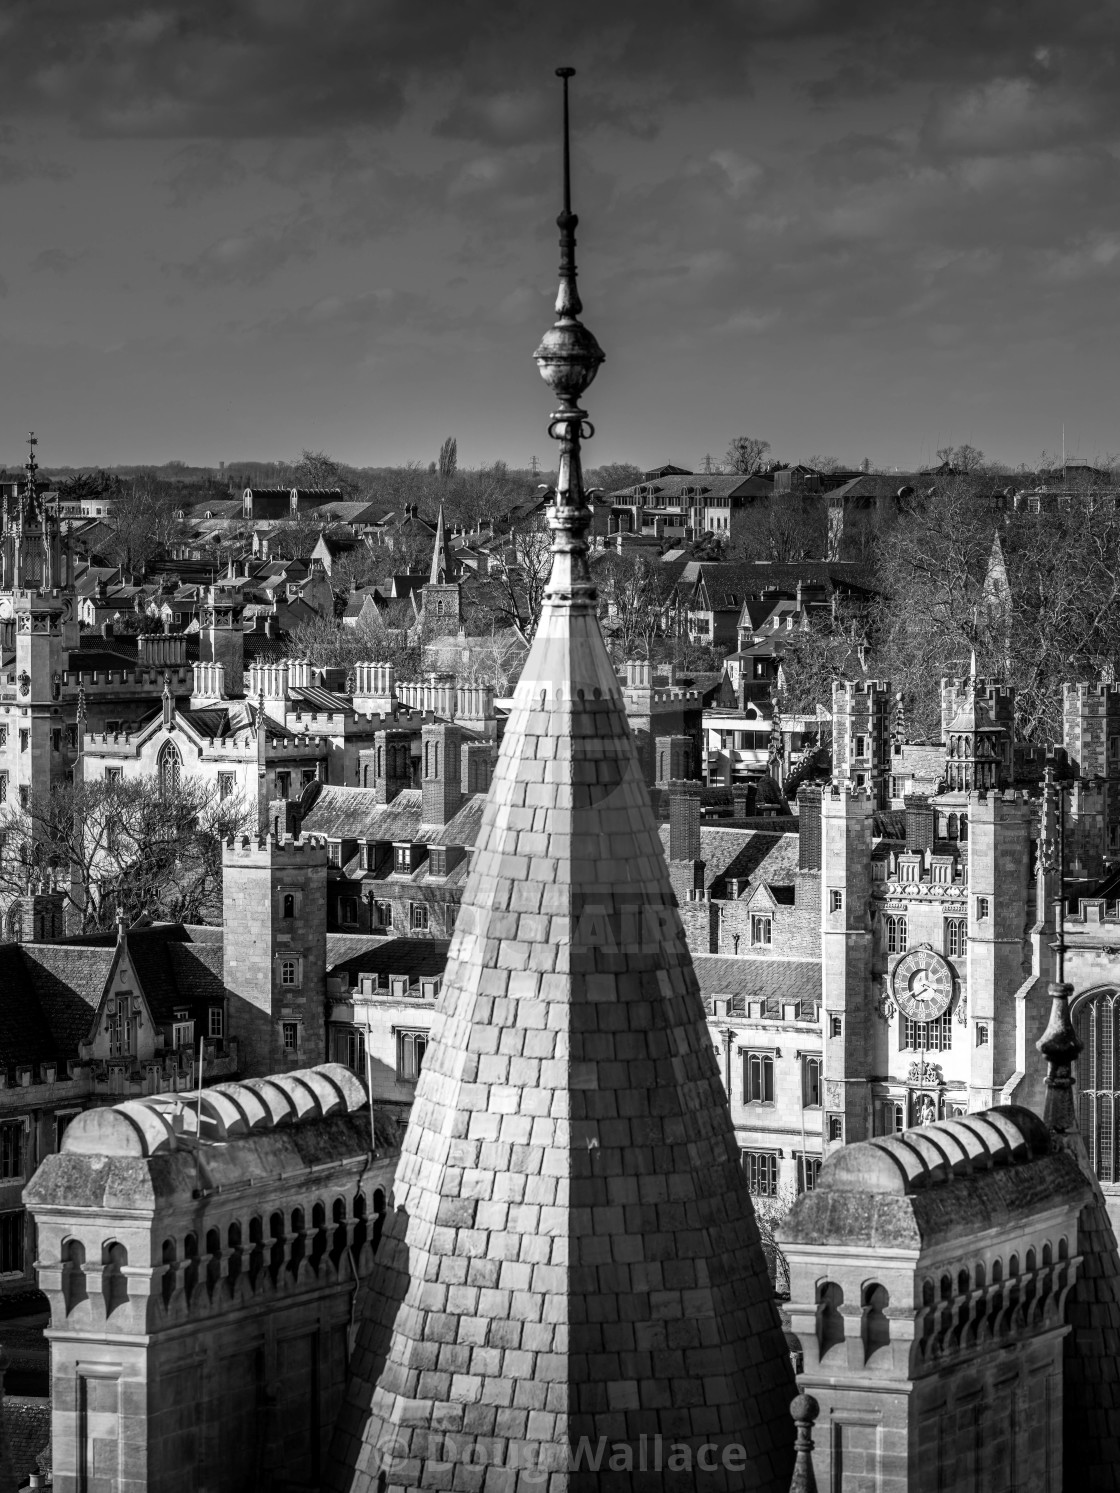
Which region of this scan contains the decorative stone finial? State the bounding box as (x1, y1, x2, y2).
(1037, 979, 1082, 1133)
(533, 67, 604, 609)
(789, 1393, 820, 1493)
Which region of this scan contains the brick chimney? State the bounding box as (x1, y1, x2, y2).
(421, 721, 462, 825)
(461, 740, 495, 795)
(904, 794, 936, 854)
(668, 780, 704, 902)
(797, 785, 822, 871)
(362, 729, 413, 804)
(732, 782, 756, 819)
(654, 734, 692, 785)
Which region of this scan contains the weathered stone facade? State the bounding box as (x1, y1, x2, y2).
(222, 833, 328, 1076)
(781, 1107, 1093, 1493)
(25, 1065, 399, 1493)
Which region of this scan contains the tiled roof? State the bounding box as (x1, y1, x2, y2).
(326, 935, 450, 982)
(303, 787, 486, 846)
(685, 559, 877, 605)
(609, 475, 753, 500)
(4, 1396, 51, 1487)
(289, 685, 350, 713)
(0, 945, 63, 1068)
(692, 954, 822, 1011)
(126, 928, 226, 1023)
(657, 822, 801, 893)
(20, 946, 114, 1054)
(242, 633, 292, 663)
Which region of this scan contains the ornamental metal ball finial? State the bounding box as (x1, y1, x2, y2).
(534, 67, 605, 604)
(533, 67, 605, 407)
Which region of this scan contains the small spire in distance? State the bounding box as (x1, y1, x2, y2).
(429, 502, 452, 585)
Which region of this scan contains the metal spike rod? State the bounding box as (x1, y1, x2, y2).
(534, 67, 605, 606)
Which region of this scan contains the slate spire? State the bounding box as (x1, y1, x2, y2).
(326, 69, 795, 1493)
(428, 502, 453, 585)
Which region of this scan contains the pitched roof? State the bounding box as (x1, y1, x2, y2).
(657, 821, 801, 893)
(687, 559, 877, 609)
(302, 786, 486, 846)
(326, 935, 450, 982)
(125, 929, 226, 1022)
(609, 474, 755, 500)
(691, 954, 822, 1011)
(19, 945, 114, 1054)
(0, 945, 64, 1068)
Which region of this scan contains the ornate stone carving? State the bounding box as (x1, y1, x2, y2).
(906, 1059, 944, 1086)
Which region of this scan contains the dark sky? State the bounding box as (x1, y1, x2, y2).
(2, 1, 1118, 471)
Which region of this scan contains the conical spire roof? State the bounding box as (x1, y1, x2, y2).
(327, 69, 795, 1493)
(428, 502, 453, 585)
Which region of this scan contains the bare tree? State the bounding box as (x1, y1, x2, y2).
(438, 437, 458, 479)
(102, 475, 186, 574)
(290, 608, 425, 681)
(585, 462, 643, 493)
(490, 516, 552, 639)
(292, 448, 359, 497)
(725, 436, 772, 476)
(0, 775, 251, 934)
(936, 443, 986, 473)
(598, 554, 675, 659)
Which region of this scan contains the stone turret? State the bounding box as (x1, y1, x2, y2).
(25, 1066, 399, 1493)
(779, 1107, 1092, 1493)
(221, 830, 328, 1077)
(831, 679, 891, 808)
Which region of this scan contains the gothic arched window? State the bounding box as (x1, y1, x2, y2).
(158, 741, 180, 797)
(1075, 989, 1120, 1182)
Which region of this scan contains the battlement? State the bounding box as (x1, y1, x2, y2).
(84, 729, 141, 750)
(825, 781, 875, 803)
(60, 666, 193, 692)
(264, 736, 327, 754)
(222, 832, 329, 863)
(836, 680, 896, 707)
(287, 710, 350, 731)
(941, 675, 1014, 699)
(1064, 680, 1120, 706)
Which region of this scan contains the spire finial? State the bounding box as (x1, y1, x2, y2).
(533, 67, 605, 610)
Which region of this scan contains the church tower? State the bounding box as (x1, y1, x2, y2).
(326, 68, 795, 1493)
(420, 502, 461, 627)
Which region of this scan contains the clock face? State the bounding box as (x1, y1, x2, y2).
(892, 948, 954, 1022)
